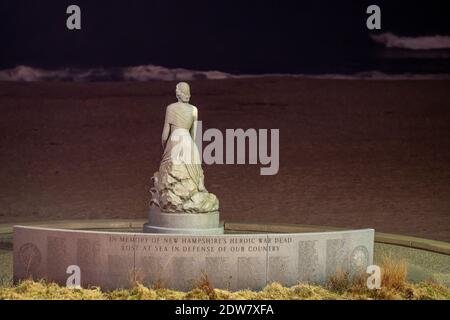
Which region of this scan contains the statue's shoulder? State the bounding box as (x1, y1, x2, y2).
(189, 104, 198, 117)
(165, 103, 180, 114)
(166, 102, 178, 110)
(166, 102, 197, 115)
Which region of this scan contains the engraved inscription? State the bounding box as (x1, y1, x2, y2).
(205, 256, 233, 289)
(107, 254, 133, 288)
(77, 238, 100, 286)
(13, 227, 374, 291)
(47, 236, 67, 282)
(19, 243, 41, 276)
(298, 240, 319, 283)
(237, 257, 266, 290)
(326, 239, 349, 277)
(170, 257, 198, 290)
(268, 256, 290, 284)
(139, 256, 166, 287)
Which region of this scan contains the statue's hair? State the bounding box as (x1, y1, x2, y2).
(176, 82, 191, 103)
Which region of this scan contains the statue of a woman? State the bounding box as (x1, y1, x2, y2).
(150, 82, 219, 214)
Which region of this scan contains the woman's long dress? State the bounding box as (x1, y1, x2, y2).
(150, 103, 219, 213)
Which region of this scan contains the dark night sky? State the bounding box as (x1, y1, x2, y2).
(1, 0, 449, 74)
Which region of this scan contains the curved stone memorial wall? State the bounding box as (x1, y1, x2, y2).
(13, 226, 374, 291)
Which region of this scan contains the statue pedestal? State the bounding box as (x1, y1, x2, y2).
(143, 207, 224, 234)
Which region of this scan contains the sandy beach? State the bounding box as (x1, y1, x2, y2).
(0, 78, 449, 241)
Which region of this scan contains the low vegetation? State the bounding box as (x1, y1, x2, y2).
(1, 256, 449, 300)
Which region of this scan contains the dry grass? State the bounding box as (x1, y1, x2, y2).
(324, 255, 450, 300)
(190, 271, 216, 300)
(379, 254, 407, 291)
(1, 279, 448, 300)
(327, 269, 353, 293)
(1, 257, 449, 300)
